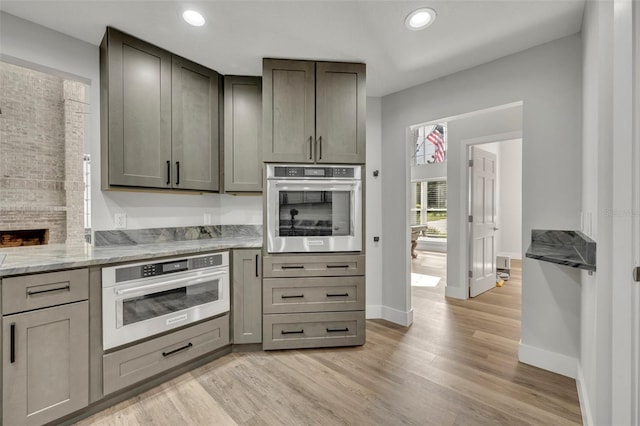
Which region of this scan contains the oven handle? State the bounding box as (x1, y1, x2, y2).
(271, 180, 359, 188)
(115, 270, 227, 296)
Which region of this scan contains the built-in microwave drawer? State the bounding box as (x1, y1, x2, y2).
(263, 254, 365, 278)
(263, 277, 365, 314)
(263, 311, 365, 350)
(2, 268, 89, 315)
(103, 314, 229, 395)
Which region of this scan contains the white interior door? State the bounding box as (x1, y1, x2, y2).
(469, 146, 497, 297)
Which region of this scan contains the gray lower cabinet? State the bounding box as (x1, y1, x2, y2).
(262, 59, 366, 164)
(262, 254, 365, 350)
(2, 302, 89, 426)
(101, 27, 220, 192)
(224, 76, 263, 192)
(232, 250, 262, 344)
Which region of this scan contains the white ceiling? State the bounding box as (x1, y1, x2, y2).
(0, 0, 585, 97)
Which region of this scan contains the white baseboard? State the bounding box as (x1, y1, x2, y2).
(380, 306, 413, 326)
(366, 305, 382, 319)
(498, 251, 522, 260)
(445, 284, 467, 300)
(576, 364, 593, 426)
(518, 340, 577, 378)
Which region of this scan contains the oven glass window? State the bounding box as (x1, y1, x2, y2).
(278, 190, 351, 237)
(122, 280, 219, 326)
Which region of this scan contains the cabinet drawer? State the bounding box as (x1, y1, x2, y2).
(263, 254, 365, 278)
(103, 314, 229, 395)
(2, 268, 89, 315)
(263, 277, 364, 314)
(263, 311, 365, 350)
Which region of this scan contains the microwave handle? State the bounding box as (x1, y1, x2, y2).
(115, 270, 226, 296)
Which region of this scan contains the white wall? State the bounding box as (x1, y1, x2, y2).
(497, 140, 523, 260)
(365, 97, 383, 318)
(381, 35, 582, 376)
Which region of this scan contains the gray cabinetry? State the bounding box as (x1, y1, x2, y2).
(172, 56, 220, 191)
(262, 254, 365, 350)
(224, 76, 263, 192)
(2, 270, 89, 426)
(232, 250, 262, 344)
(101, 27, 220, 192)
(262, 59, 366, 164)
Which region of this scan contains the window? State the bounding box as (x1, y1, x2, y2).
(411, 180, 447, 239)
(414, 123, 447, 165)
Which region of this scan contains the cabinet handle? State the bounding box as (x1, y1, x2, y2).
(27, 284, 70, 296)
(281, 265, 304, 270)
(10, 323, 15, 364)
(309, 136, 313, 160)
(166, 160, 171, 185)
(326, 292, 349, 297)
(162, 342, 193, 357)
(326, 327, 349, 333)
(175, 161, 180, 185)
(281, 329, 304, 335)
(326, 265, 350, 269)
(318, 136, 322, 160)
(281, 294, 305, 299)
(255, 254, 259, 277)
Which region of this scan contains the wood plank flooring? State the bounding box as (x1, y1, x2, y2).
(75, 251, 581, 425)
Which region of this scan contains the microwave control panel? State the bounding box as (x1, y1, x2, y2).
(113, 253, 226, 283)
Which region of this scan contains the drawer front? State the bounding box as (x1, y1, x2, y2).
(103, 314, 229, 395)
(263, 311, 365, 350)
(263, 254, 365, 278)
(2, 268, 89, 315)
(263, 276, 365, 314)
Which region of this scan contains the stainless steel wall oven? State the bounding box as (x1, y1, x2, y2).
(102, 252, 229, 350)
(266, 164, 362, 253)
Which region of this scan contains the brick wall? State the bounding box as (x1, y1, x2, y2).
(0, 61, 86, 245)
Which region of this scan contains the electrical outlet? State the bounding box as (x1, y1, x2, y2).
(204, 213, 212, 225)
(114, 213, 127, 229)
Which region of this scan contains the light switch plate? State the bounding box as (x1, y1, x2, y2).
(114, 213, 127, 229)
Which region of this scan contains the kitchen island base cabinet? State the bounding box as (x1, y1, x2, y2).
(2, 301, 89, 426)
(103, 314, 229, 395)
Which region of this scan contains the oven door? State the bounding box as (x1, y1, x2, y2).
(103, 268, 229, 349)
(266, 179, 362, 253)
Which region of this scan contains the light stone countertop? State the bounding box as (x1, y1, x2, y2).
(0, 237, 262, 277)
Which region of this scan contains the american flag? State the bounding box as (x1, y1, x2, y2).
(426, 124, 445, 163)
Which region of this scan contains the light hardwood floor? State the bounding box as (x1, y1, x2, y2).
(76, 251, 581, 425)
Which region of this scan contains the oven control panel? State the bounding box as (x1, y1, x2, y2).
(112, 252, 226, 284)
(273, 166, 356, 179)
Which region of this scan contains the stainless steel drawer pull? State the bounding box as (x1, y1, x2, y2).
(281, 265, 304, 270)
(326, 293, 349, 297)
(281, 329, 304, 335)
(162, 342, 193, 357)
(326, 327, 349, 333)
(281, 294, 305, 299)
(27, 284, 70, 296)
(326, 265, 350, 269)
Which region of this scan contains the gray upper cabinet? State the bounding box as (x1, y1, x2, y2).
(3, 302, 89, 426)
(172, 56, 220, 191)
(101, 27, 220, 192)
(262, 59, 366, 164)
(232, 249, 262, 344)
(224, 76, 263, 192)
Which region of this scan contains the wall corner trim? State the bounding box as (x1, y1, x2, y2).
(380, 306, 413, 326)
(366, 305, 383, 319)
(576, 364, 594, 426)
(445, 284, 468, 300)
(518, 340, 577, 379)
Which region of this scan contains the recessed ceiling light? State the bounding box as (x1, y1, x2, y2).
(183, 10, 205, 27)
(405, 8, 436, 31)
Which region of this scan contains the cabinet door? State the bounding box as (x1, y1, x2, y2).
(263, 59, 315, 163)
(3, 302, 89, 426)
(232, 249, 262, 344)
(316, 62, 366, 164)
(106, 28, 172, 188)
(172, 56, 220, 192)
(224, 76, 263, 192)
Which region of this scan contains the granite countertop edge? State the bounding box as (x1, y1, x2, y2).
(0, 237, 262, 277)
(525, 240, 596, 272)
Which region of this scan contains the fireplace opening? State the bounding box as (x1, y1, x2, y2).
(0, 229, 50, 248)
